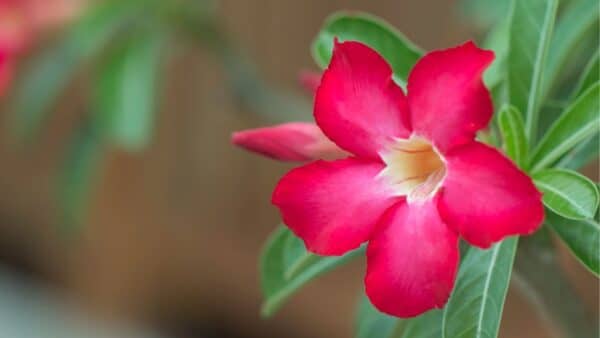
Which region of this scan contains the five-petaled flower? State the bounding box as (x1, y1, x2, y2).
(232, 40, 544, 317)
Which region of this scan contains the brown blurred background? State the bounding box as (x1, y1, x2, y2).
(0, 1, 597, 337)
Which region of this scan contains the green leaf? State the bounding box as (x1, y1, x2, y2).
(260, 226, 363, 317)
(498, 105, 527, 167)
(478, 0, 514, 99)
(95, 32, 165, 151)
(58, 119, 105, 232)
(459, 0, 511, 29)
(442, 238, 518, 338)
(281, 230, 320, 280)
(507, 0, 559, 143)
(530, 82, 600, 172)
(311, 12, 423, 84)
(554, 51, 600, 170)
(556, 132, 599, 170)
(353, 296, 445, 338)
(355, 296, 397, 338)
(396, 310, 442, 338)
(533, 169, 599, 220)
(482, 17, 510, 94)
(546, 211, 599, 276)
(571, 49, 599, 99)
(12, 1, 139, 140)
(541, 0, 600, 101)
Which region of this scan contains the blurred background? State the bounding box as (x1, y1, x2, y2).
(0, 0, 597, 337)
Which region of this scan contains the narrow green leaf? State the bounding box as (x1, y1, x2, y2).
(507, 0, 558, 143)
(58, 119, 105, 232)
(260, 226, 363, 317)
(546, 211, 599, 276)
(355, 296, 397, 338)
(396, 310, 442, 338)
(554, 50, 600, 170)
(13, 1, 138, 140)
(354, 295, 444, 338)
(498, 105, 527, 167)
(282, 230, 320, 280)
(95, 32, 165, 151)
(442, 238, 518, 338)
(530, 82, 600, 172)
(311, 12, 423, 84)
(533, 169, 599, 220)
(571, 49, 599, 99)
(556, 132, 599, 170)
(541, 0, 600, 101)
(482, 17, 510, 95)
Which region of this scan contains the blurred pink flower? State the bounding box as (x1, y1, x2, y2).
(0, 0, 85, 96)
(24, 0, 84, 32)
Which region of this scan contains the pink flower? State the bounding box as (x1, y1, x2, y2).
(233, 40, 544, 317)
(232, 122, 348, 162)
(0, 0, 85, 96)
(0, 0, 31, 56)
(23, 0, 84, 32)
(0, 50, 13, 94)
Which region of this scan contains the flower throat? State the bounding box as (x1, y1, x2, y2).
(379, 136, 446, 203)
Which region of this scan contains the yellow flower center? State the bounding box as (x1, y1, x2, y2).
(379, 135, 446, 203)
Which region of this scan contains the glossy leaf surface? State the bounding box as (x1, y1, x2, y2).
(531, 82, 600, 171)
(442, 238, 518, 338)
(546, 211, 599, 276)
(507, 0, 558, 142)
(533, 169, 599, 220)
(498, 105, 527, 167)
(312, 12, 422, 85)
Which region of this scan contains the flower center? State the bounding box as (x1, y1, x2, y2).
(379, 135, 446, 203)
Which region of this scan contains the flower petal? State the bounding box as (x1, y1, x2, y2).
(0, 52, 13, 97)
(0, 1, 31, 54)
(439, 142, 544, 248)
(272, 158, 399, 255)
(25, 0, 83, 31)
(365, 199, 459, 317)
(314, 40, 411, 160)
(231, 122, 347, 162)
(407, 41, 494, 153)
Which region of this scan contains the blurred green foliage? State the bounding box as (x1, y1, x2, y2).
(11, 0, 309, 229)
